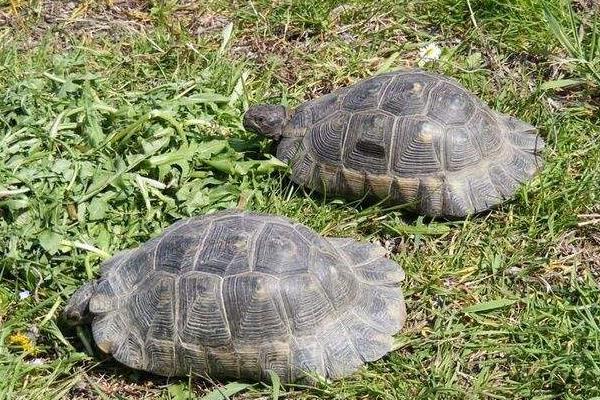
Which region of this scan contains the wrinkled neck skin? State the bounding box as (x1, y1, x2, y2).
(276, 108, 293, 141)
(274, 108, 308, 163)
(63, 280, 97, 326)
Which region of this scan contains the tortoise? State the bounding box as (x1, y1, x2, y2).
(243, 69, 545, 217)
(64, 210, 406, 383)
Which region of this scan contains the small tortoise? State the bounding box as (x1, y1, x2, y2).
(64, 210, 406, 383)
(243, 69, 545, 217)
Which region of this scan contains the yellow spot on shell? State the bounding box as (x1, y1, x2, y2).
(234, 239, 247, 250)
(254, 278, 270, 299)
(421, 177, 443, 192)
(419, 122, 441, 142)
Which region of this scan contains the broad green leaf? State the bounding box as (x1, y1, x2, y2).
(146, 142, 200, 168)
(88, 197, 108, 221)
(1, 198, 30, 211)
(384, 222, 451, 236)
(149, 110, 184, 137)
(268, 370, 282, 400)
(540, 79, 586, 90)
(82, 84, 106, 146)
(205, 159, 243, 175)
(58, 79, 80, 97)
(205, 157, 287, 175)
(38, 230, 64, 254)
(219, 22, 234, 54)
(199, 382, 252, 400)
(256, 156, 288, 172)
(141, 135, 171, 155)
(465, 51, 483, 69)
(53, 158, 72, 174)
(167, 383, 193, 400)
(176, 93, 232, 105)
(78, 152, 156, 203)
(229, 70, 249, 107)
(543, 4, 579, 57)
(196, 140, 229, 159)
(464, 299, 518, 313)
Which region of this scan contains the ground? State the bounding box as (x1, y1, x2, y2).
(1, 0, 599, 399)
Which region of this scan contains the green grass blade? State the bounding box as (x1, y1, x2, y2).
(199, 382, 253, 400)
(268, 370, 282, 400)
(543, 4, 579, 57)
(464, 299, 518, 313)
(219, 22, 234, 55)
(540, 79, 586, 90)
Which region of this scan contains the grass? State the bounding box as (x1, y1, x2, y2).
(1, 0, 599, 399)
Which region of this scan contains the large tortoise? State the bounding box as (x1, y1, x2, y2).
(243, 69, 545, 217)
(64, 210, 406, 383)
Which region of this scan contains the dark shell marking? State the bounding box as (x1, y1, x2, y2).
(278, 69, 544, 217)
(65, 211, 406, 383)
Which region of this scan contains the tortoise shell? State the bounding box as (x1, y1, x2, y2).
(276, 70, 545, 217)
(64, 211, 406, 383)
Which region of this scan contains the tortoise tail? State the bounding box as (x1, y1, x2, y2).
(63, 280, 97, 326)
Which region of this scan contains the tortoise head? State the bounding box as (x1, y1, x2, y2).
(62, 281, 97, 326)
(243, 104, 289, 142)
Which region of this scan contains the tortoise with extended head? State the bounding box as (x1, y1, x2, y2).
(64, 210, 406, 383)
(243, 69, 545, 217)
